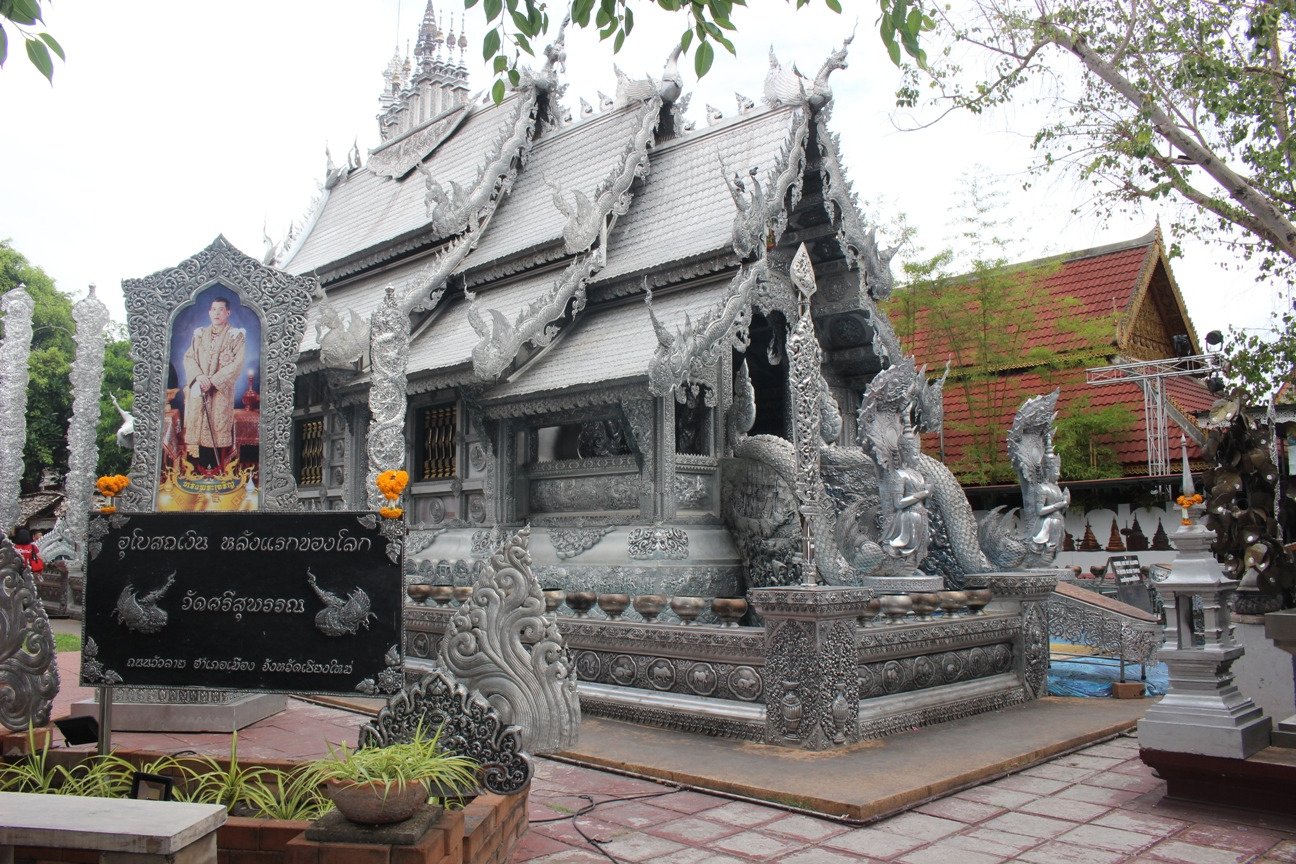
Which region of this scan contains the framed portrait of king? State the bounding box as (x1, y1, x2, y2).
(158, 285, 263, 511)
(118, 237, 317, 514)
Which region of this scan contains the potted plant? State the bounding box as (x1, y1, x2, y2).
(309, 723, 479, 825)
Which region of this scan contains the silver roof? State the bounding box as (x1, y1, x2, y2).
(406, 269, 566, 375)
(285, 96, 519, 276)
(487, 280, 733, 400)
(591, 107, 799, 285)
(298, 255, 435, 353)
(457, 106, 648, 275)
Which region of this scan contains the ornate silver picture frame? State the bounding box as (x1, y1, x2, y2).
(118, 236, 316, 512)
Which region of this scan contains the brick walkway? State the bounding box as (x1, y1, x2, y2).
(514, 734, 1296, 864)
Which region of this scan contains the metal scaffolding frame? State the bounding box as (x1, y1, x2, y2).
(1085, 353, 1222, 477)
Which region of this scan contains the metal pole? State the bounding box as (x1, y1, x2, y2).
(97, 686, 113, 755)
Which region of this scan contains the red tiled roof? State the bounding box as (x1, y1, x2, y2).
(897, 238, 1154, 372)
(929, 367, 1214, 477)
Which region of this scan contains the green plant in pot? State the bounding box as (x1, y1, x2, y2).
(309, 722, 479, 825)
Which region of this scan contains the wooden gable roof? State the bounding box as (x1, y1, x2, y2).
(897, 227, 1199, 374)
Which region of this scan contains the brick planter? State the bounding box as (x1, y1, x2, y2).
(5, 742, 529, 864)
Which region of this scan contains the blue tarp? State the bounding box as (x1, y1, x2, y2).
(1047, 647, 1169, 697)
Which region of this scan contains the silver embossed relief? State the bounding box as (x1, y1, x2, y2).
(0, 535, 59, 730)
(80, 636, 122, 686)
(627, 527, 689, 560)
(366, 287, 409, 510)
(119, 237, 314, 513)
(65, 286, 111, 563)
(359, 668, 533, 794)
(550, 526, 614, 560)
(438, 526, 581, 753)
(355, 645, 405, 695)
(114, 573, 176, 634)
(308, 569, 375, 636)
(530, 475, 640, 513)
(0, 286, 34, 532)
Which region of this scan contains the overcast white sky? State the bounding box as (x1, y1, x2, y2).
(0, 0, 1286, 343)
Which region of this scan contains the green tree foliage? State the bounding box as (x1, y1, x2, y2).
(885, 182, 1126, 485)
(469, 0, 934, 102)
(0, 0, 64, 82)
(1052, 395, 1134, 481)
(908, 0, 1296, 281)
(0, 240, 133, 491)
(96, 331, 135, 477)
(1223, 308, 1296, 401)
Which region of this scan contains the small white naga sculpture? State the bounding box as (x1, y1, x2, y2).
(858, 359, 932, 575)
(980, 390, 1070, 569)
(109, 393, 134, 450)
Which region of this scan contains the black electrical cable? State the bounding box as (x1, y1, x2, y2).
(526, 784, 684, 864)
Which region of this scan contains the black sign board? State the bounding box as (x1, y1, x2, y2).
(1108, 554, 1154, 613)
(1109, 555, 1142, 584)
(82, 511, 403, 696)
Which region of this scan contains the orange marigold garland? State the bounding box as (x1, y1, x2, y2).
(375, 469, 409, 519)
(1175, 492, 1203, 525)
(96, 474, 130, 514)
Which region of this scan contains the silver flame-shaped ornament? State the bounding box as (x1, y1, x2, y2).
(66, 285, 111, 565)
(0, 286, 35, 533)
(439, 526, 581, 754)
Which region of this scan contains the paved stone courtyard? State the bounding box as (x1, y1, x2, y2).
(515, 733, 1296, 864)
(46, 642, 1296, 864)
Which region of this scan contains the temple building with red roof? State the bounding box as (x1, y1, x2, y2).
(891, 227, 1217, 517)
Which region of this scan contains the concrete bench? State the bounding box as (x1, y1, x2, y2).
(0, 791, 225, 864)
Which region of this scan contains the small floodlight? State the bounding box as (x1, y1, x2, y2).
(1205, 330, 1224, 347)
(53, 716, 99, 746)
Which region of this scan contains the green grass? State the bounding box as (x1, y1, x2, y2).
(54, 633, 81, 652)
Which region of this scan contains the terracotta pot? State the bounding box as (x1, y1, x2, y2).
(324, 778, 429, 825)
